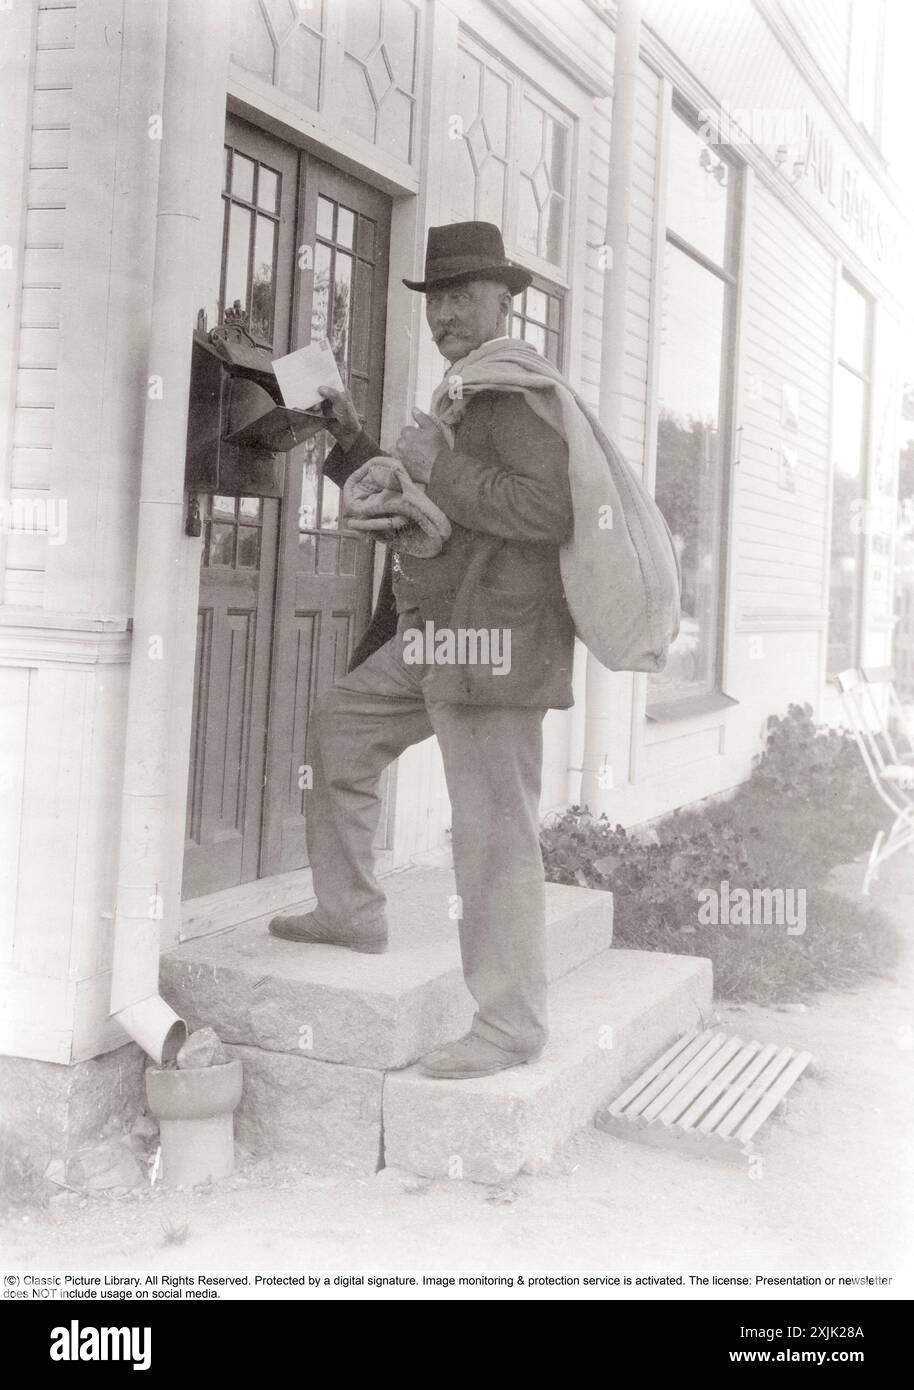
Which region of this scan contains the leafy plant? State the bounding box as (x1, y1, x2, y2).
(541, 704, 899, 1004)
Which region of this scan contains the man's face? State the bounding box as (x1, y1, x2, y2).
(425, 279, 512, 363)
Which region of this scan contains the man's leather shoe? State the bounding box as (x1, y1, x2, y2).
(268, 911, 388, 954)
(418, 1033, 542, 1079)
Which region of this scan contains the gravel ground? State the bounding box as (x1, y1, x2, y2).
(2, 856, 912, 1292)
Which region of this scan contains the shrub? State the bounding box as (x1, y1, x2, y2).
(540, 704, 900, 1004)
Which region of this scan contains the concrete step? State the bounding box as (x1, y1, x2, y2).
(161, 866, 613, 1071)
(382, 948, 712, 1183)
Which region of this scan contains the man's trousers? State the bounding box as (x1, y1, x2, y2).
(305, 613, 549, 1056)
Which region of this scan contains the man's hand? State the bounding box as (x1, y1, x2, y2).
(317, 385, 361, 452)
(395, 409, 445, 484)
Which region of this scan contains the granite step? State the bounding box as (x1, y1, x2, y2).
(161, 866, 614, 1071)
(382, 948, 713, 1184)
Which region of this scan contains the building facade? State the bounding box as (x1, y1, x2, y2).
(1, 0, 912, 1085)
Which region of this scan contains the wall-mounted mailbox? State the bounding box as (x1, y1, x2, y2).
(183, 323, 328, 499)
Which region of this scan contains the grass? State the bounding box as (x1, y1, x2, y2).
(160, 1218, 191, 1246)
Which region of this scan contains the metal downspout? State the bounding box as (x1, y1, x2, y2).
(109, 0, 228, 1061)
(579, 0, 644, 816)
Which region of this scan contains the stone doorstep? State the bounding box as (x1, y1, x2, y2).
(383, 950, 713, 1184)
(217, 949, 711, 1183)
(225, 1044, 384, 1178)
(160, 866, 613, 1071)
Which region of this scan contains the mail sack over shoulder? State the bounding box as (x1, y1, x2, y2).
(558, 405, 682, 674)
(429, 340, 682, 675)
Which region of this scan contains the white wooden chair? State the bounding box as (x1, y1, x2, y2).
(833, 668, 914, 894)
(860, 665, 914, 765)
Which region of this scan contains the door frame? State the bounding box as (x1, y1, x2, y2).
(181, 118, 400, 920)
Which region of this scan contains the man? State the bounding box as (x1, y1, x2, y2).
(269, 222, 575, 1080)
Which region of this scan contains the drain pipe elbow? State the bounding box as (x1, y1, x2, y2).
(112, 997, 186, 1067)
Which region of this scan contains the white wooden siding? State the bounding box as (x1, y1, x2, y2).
(6, 0, 76, 609)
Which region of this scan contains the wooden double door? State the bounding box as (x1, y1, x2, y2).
(183, 116, 391, 899)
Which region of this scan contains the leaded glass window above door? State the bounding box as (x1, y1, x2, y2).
(443, 30, 574, 285)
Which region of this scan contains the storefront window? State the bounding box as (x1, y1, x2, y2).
(648, 108, 739, 710)
(827, 274, 872, 676)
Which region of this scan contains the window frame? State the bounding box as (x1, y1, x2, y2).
(448, 28, 576, 286)
(219, 143, 285, 348)
(507, 273, 567, 371)
(646, 100, 743, 720)
(826, 269, 875, 677)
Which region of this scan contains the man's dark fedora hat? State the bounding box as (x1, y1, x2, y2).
(403, 221, 532, 296)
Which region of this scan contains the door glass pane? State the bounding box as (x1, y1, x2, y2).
(257, 166, 279, 214)
(316, 195, 335, 240)
(312, 240, 331, 340)
(236, 526, 261, 568)
(666, 110, 730, 266)
(330, 250, 353, 369)
(357, 215, 375, 260)
(239, 497, 262, 519)
(213, 495, 236, 517)
(649, 242, 727, 703)
(337, 206, 355, 248)
(320, 476, 341, 529)
(225, 203, 251, 322)
(232, 152, 255, 203)
(297, 442, 322, 533)
(209, 523, 235, 567)
(251, 214, 277, 341)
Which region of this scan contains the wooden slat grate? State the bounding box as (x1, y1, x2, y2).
(595, 1029, 813, 1163)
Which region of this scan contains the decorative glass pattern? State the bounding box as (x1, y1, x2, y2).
(446, 45, 510, 226)
(516, 95, 569, 265)
(231, 0, 325, 109)
(445, 37, 571, 272)
(342, 0, 419, 162)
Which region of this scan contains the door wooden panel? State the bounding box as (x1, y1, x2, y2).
(259, 159, 391, 876)
(184, 121, 391, 896)
(183, 497, 280, 897)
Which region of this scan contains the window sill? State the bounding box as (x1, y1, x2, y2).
(646, 690, 739, 723)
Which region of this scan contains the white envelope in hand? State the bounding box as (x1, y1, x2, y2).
(272, 338, 345, 411)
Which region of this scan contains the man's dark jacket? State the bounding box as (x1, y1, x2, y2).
(324, 389, 575, 708)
